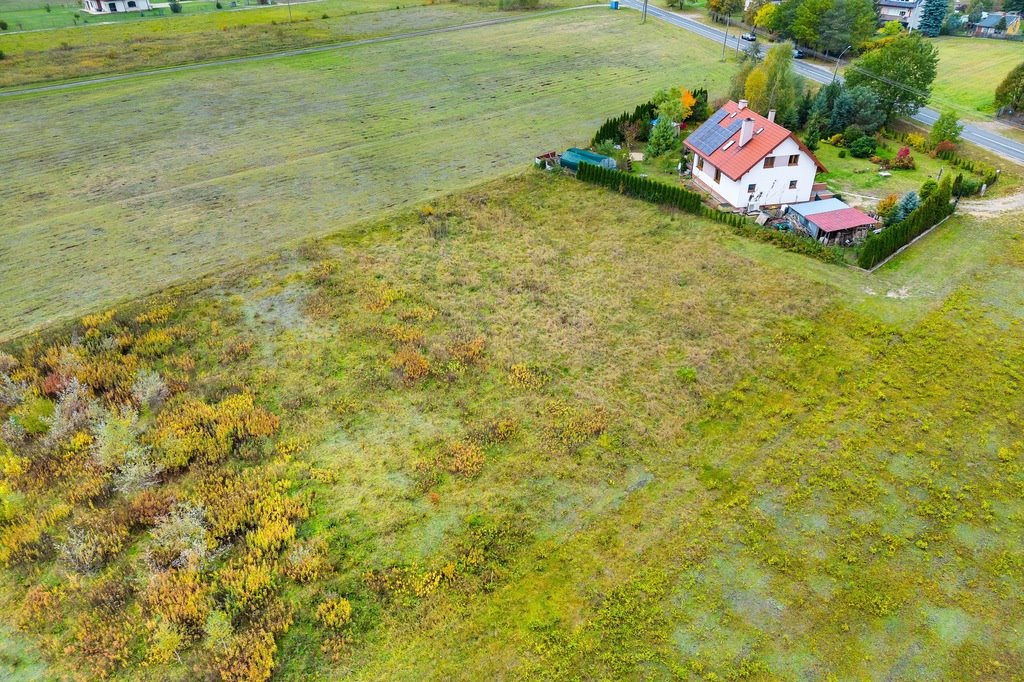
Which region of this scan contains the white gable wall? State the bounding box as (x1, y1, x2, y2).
(83, 0, 152, 14)
(692, 136, 818, 210)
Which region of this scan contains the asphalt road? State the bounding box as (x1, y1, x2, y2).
(620, 0, 1024, 166)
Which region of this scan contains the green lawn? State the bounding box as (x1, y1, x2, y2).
(814, 138, 963, 204)
(0, 8, 735, 342)
(930, 36, 1023, 118)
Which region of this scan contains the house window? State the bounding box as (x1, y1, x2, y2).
(128, 0, 136, 5)
(696, 157, 704, 171)
(789, 180, 798, 189)
(788, 154, 800, 166)
(747, 183, 756, 193)
(763, 156, 775, 169)
(714, 169, 721, 184)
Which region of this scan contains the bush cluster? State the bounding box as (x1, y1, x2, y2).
(0, 300, 323, 680)
(885, 128, 998, 188)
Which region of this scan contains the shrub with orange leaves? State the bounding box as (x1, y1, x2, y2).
(449, 336, 485, 365)
(445, 441, 485, 477)
(214, 626, 277, 682)
(17, 584, 62, 631)
(143, 568, 212, 629)
(392, 346, 430, 383)
(67, 609, 135, 679)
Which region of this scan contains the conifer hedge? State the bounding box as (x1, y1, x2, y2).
(575, 163, 846, 264)
(857, 176, 956, 269)
(590, 102, 657, 146)
(577, 162, 729, 222)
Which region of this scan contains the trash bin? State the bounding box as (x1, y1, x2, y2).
(610, 1, 619, 9)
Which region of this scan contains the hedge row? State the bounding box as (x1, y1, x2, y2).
(734, 223, 847, 265)
(857, 176, 955, 269)
(575, 163, 846, 264)
(577, 162, 740, 224)
(933, 150, 999, 187)
(590, 101, 657, 147)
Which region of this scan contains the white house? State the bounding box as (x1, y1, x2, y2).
(684, 100, 826, 211)
(82, 0, 152, 15)
(877, 0, 924, 30)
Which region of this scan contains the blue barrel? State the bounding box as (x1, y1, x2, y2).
(610, 0, 619, 8)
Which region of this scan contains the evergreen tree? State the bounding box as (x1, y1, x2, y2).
(919, 0, 948, 37)
(796, 89, 814, 128)
(646, 117, 678, 158)
(892, 191, 920, 223)
(847, 85, 886, 133)
(828, 90, 855, 135)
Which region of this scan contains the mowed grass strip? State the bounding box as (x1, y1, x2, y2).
(0, 3, 494, 87)
(0, 9, 733, 341)
(0, 0, 591, 87)
(930, 36, 1023, 118)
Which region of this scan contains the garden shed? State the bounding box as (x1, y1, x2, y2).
(784, 198, 878, 246)
(559, 148, 617, 172)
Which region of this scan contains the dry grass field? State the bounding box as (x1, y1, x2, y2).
(0, 8, 734, 341)
(1, 172, 1022, 681)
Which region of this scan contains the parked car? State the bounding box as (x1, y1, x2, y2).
(792, 47, 806, 58)
(741, 32, 757, 41)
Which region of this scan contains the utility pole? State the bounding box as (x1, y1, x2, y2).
(641, 0, 648, 23)
(721, 16, 731, 60)
(832, 45, 851, 83)
(287, 0, 292, 22)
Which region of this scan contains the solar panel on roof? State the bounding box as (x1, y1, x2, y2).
(688, 110, 742, 156)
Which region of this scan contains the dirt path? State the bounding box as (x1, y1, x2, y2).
(958, 190, 1024, 218)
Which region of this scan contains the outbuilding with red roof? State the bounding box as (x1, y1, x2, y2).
(684, 99, 826, 211)
(783, 198, 880, 246)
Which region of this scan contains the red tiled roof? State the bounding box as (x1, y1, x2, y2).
(684, 101, 826, 181)
(809, 207, 879, 233)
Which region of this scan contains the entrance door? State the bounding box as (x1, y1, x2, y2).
(108, 1, 117, 10)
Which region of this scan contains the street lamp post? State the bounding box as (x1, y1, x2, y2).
(832, 45, 852, 83)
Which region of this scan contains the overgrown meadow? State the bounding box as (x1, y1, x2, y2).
(1, 173, 1022, 681)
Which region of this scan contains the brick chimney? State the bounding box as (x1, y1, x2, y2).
(739, 118, 755, 147)
(767, 109, 776, 123)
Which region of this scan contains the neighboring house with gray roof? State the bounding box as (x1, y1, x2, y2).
(972, 12, 1022, 37)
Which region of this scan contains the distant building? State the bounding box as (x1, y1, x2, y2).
(684, 100, 826, 211)
(82, 0, 152, 15)
(972, 12, 1022, 37)
(877, 0, 924, 30)
(783, 198, 879, 245)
